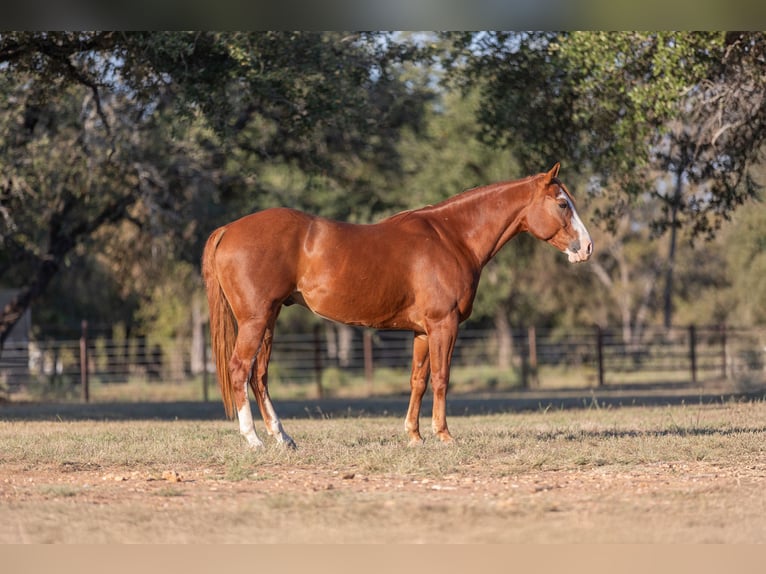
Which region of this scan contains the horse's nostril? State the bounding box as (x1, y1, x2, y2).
(586, 241, 593, 255)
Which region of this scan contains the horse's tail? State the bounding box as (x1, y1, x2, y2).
(202, 226, 237, 420)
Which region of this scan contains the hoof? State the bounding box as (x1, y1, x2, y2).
(436, 431, 455, 445)
(276, 434, 297, 449)
(407, 436, 425, 447)
(282, 438, 298, 450)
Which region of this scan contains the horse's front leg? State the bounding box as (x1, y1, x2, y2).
(404, 333, 430, 446)
(425, 314, 458, 444)
(251, 323, 296, 449)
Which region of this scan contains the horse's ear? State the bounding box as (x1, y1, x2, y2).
(546, 162, 561, 181)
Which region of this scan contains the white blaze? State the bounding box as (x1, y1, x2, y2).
(557, 189, 592, 263)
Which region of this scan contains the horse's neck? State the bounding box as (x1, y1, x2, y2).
(422, 179, 534, 267)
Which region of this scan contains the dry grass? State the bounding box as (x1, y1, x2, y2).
(1, 399, 765, 543)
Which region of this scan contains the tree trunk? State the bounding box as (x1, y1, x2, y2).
(494, 309, 513, 370)
(337, 323, 354, 368)
(190, 294, 206, 375)
(0, 190, 138, 349)
(324, 322, 354, 368)
(0, 259, 59, 348)
(663, 168, 684, 330)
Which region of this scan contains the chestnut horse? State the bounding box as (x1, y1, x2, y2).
(202, 163, 592, 448)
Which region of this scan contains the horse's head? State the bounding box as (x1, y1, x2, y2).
(525, 163, 593, 263)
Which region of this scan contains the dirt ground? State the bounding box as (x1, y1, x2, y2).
(2, 387, 765, 543)
(2, 458, 765, 543)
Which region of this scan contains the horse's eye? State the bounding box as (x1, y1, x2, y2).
(558, 201, 568, 210)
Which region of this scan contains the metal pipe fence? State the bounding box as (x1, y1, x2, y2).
(2, 324, 765, 401)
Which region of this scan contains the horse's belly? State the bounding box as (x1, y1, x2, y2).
(293, 285, 421, 331)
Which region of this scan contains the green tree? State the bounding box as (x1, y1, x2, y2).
(586, 192, 666, 344)
(678, 163, 766, 328)
(0, 31, 432, 345)
(396, 83, 597, 365)
(716, 203, 766, 326)
(446, 31, 766, 329)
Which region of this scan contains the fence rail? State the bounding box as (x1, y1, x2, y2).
(2, 324, 765, 401)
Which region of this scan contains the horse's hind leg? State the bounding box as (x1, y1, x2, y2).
(229, 318, 271, 449)
(404, 334, 430, 446)
(251, 320, 296, 448)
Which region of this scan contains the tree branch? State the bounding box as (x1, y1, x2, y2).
(0, 187, 140, 346)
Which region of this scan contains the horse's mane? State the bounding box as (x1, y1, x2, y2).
(380, 208, 418, 224)
(378, 173, 541, 224)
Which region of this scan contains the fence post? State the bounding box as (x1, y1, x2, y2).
(363, 329, 374, 395)
(202, 322, 209, 402)
(80, 320, 90, 403)
(596, 325, 605, 387)
(313, 324, 324, 399)
(688, 324, 697, 385)
(720, 323, 728, 380)
(519, 329, 528, 389)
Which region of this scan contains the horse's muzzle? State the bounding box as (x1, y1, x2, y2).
(567, 236, 593, 263)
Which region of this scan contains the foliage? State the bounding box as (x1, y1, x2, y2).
(445, 31, 766, 237)
(2, 31, 766, 353)
(722, 206, 766, 325)
(0, 32, 433, 342)
(442, 31, 766, 331)
(442, 32, 582, 175)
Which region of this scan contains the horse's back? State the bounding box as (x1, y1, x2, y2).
(221, 207, 313, 240)
(209, 206, 448, 327)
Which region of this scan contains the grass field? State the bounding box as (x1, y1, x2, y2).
(1, 396, 765, 543)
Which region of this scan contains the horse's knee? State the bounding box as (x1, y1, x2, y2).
(430, 376, 448, 398)
(410, 376, 427, 394)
